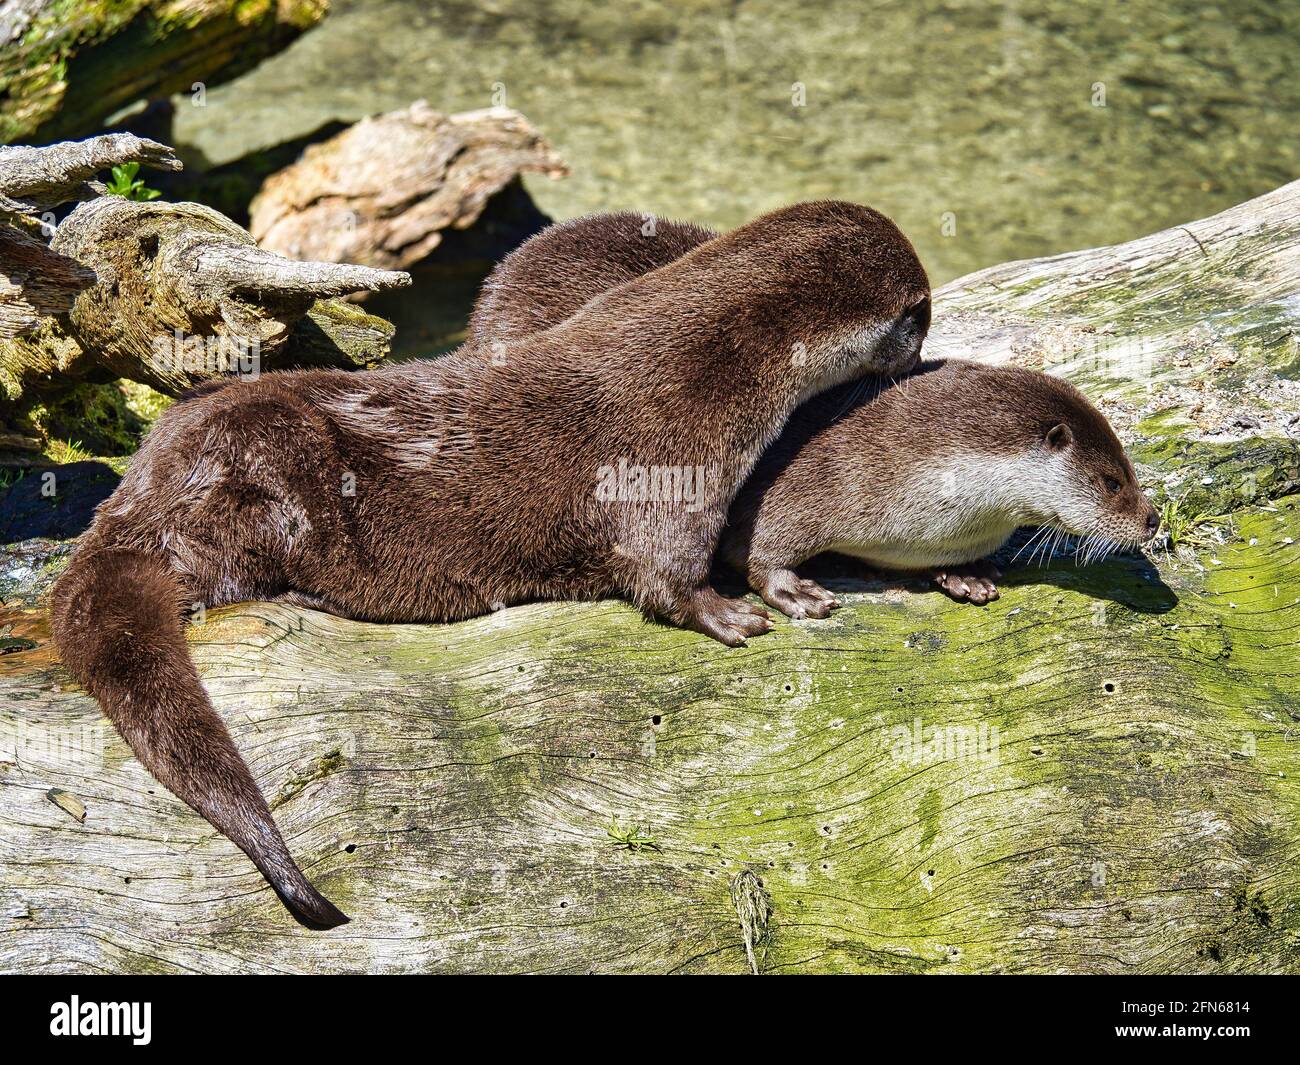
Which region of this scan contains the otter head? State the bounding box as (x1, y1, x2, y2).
(711, 201, 932, 392)
(1013, 376, 1160, 551)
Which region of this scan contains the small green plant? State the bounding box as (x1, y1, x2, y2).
(105, 162, 161, 202)
(45, 438, 93, 465)
(0, 467, 26, 490)
(1156, 492, 1232, 557)
(607, 819, 661, 853)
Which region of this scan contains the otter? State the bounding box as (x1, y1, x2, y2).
(466, 213, 1159, 618)
(720, 360, 1161, 617)
(51, 201, 932, 927)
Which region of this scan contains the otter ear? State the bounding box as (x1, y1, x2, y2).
(905, 295, 931, 333)
(1045, 423, 1073, 451)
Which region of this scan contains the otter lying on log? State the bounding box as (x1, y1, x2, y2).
(468, 213, 1160, 619)
(50, 201, 932, 927)
(7, 183, 1297, 973)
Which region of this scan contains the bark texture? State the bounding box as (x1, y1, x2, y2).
(1, 184, 1298, 974)
(249, 102, 569, 278)
(0, 0, 328, 144)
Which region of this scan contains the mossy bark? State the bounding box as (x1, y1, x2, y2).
(0, 0, 328, 145)
(0, 133, 408, 461)
(1, 184, 1298, 973)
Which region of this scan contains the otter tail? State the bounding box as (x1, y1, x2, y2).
(51, 546, 349, 930)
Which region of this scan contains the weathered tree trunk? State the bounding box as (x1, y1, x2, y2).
(0, 0, 328, 145)
(248, 102, 569, 282)
(1, 185, 1298, 974)
(0, 133, 180, 340)
(0, 134, 409, 446)
(51, 195, 409, 394)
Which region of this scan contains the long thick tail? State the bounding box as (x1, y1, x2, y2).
(51, 546, 349, 929)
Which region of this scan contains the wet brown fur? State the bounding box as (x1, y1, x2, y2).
(467, 212, 1158, 619)
(51, 201, 931, 926)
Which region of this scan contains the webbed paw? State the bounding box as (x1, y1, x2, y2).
(930, 561, 1002, 605)
(757, 568, 840, 620)
(685, 587, 773, 646)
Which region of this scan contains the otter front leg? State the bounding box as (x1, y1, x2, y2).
(619, 543, 772, 646)
(930, 560, 1002, 605)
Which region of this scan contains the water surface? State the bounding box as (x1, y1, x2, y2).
(174, 0, 1299, 284)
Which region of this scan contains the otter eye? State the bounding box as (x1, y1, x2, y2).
(1104, 476, 1122, 494)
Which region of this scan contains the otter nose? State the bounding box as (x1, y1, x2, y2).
(1145, 510, 1160, 537)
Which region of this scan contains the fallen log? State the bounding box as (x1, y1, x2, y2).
(248, 102, 569, 280)
(1, 185, 1298, 974)
(0, 0, 328, 145)
(0, 134, 410, 414)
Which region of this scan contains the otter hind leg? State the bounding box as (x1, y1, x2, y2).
(682, 587, 772, 647)
(931, 560, 1002, 605)
(755, 567, 840, 620)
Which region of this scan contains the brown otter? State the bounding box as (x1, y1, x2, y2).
(51, 201, 932, 928)
(466, 213, 1159, 618)
(721, 360, 1161, 617)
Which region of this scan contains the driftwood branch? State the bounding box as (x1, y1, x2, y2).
(48, 196, 410, 395)
(2, 186, 1298, 973)
(249, 103, 569, 278)
(0, 134, 181, 217)
(0, 0, 328, 144)
(0, 134, 180, 343)
(0, 134, 411, 404)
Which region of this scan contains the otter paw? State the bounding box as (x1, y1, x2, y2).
(931, 562, 1002, 605)
(758, 568, 841, 620)
(685, 587, 772, 647)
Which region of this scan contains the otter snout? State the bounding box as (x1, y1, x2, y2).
(867, 294, 930, 377)
(1112, 494, 1160, 547)
(1142, 504, 1161, 541)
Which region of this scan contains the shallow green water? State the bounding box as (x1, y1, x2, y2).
(174, 0, 1298, 285)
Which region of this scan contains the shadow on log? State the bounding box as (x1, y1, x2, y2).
(1, 185, 1299, 973)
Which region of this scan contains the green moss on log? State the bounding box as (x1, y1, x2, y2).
(0, 0, 328, 145)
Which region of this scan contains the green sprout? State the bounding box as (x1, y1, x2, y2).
(44, 438, 92, 465)
(1156, 492, 1232, 558)
(607, 818, 661, 853)
(105, 162, 161, 202)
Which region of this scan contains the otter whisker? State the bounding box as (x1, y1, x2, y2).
(1031, 527, 1056, 567)
(1092, 535, 1107, 564)
(1099, 537, 1119, 564)
(1083, 534, 1115, 566)
(1076, 531, 1098, 565)
(1034, 526, 1064, 568)
(1012, 525, 1052, 564)
(831, 374, 874, 423)
(1010, 527, 1041, 564)
(1051, 528, 1069, 567)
